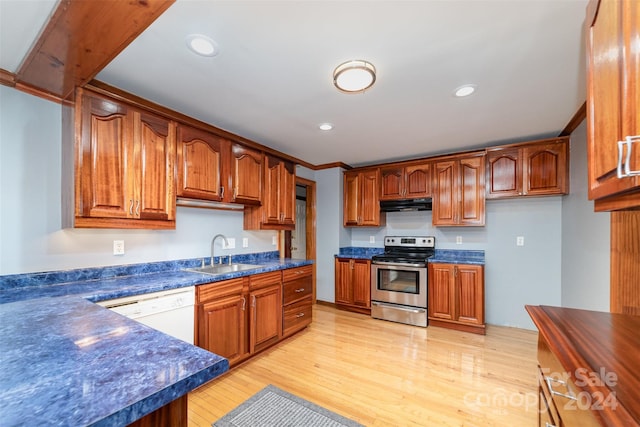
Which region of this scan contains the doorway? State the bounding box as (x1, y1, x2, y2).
(285, 177, 316, 302)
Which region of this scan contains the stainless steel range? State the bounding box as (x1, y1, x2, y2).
(371, 236, 435, 327)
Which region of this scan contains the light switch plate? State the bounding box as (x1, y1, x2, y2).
(456, 236, 462, 245)
(226, 238, 236, 249)
(369, 236, 375, 243)
(242, 237, 249, 248)
(516, 236, 525, 246)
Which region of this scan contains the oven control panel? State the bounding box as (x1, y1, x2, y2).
(384, 236, 435, 248)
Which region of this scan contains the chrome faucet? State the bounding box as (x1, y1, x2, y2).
(211, 234, 229, 266)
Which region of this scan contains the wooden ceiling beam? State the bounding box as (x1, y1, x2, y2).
(15, 0, 174, 100)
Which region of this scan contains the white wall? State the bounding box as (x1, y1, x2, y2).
(561, 120, 610, 310)
(314, 167, 350, 302)
(0, 86, 276, 275)
(351, 198, 563, 329)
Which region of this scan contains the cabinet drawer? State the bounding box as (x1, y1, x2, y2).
(197, 278, 245, 303)
(283, 296, 312, 336)
(282, 265, 312, 281)
(283, 276, 312, 305)
(537, 337, 600, 427)
(249, 271, 282, 290)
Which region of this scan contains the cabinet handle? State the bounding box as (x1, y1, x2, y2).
(129, 199, 134, 215)
(233, 187, 237, 200)
(545, 423, 557, 427)
(617, 136, 640, 178)
(220, 186, 225, 198)
(296, 313, 305, 318)
(294, 288, 305, 293)
(252, 295, 256, 307)
(135, 200, 140, 216)
(454, 266, 458, 277)
(241, 296, 246, 311)
(544, 376, 577, 401)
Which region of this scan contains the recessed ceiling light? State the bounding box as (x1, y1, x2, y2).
(186, 34, 219, 57)
(454, 84, 476, 97)
(333, 60, 376, 93)
(319, 123, 334, 131)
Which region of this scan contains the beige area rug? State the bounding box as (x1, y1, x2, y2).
(213, 385, 364, 427)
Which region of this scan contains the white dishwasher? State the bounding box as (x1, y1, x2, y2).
(97, 287, 195, 344)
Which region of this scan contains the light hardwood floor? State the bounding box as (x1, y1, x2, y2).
(188, 304, 539, 427)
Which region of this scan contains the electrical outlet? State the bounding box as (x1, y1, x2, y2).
(517, 236, 525, 246)
(369, 236, 375, 243)
(456, 236, 462, 245)
(226, 238, 236, 249)
(242, 237, 249, 248)
(113, 240, 125, 255)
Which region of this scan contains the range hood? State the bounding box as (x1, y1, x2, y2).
(380, 198, 432, 212)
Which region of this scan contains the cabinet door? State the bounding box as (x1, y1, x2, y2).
(486, 148, 521, 198)
(135, 111, 175, 221)
(231, 144, 262, 205)
(428, 264, 455, 320)
(79, 92, 132, 219)
(280, 160, 296, 225)
(343, 172, 360, 226)
(335, 258, 353, 305)
(523, 142, 567, 196)
(359, 169, 381, 226)
(250, 284, 282, 354)
(177, 125, 226, 201)
(433, 161, 457, 226)
(262, 156, 281, 224)
(352, 259, 371, 308)
(405, 163, 431, 198)
(197, 294, 247, 366)
(587, 0, 640, 202)
(459, 156, 485, 225)
(456, 265, 484, 325)
(380, 167, 404, 200)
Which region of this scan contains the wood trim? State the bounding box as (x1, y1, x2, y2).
(594, 189, 640, 211)
(87, 80, 315, 170)
(314, 162, 353, 170)
(558, 102, 587, 136)
(610, 211, 640, 315)
(0, 68, 16, 87)
(15, 0, 174, 99)
(315, 300, 338, 309)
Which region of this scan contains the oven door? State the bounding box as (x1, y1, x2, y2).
(371, 263, 427, 308)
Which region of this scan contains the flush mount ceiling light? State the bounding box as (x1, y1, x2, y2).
(454, 84, 476, 97)
(186, 34, 219, 57)
(318, 123, 334, 131)
(333, 60, 376, 93)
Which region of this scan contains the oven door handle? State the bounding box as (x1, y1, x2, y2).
(372, 301, 426, 313)
(371, 261, 426, 268)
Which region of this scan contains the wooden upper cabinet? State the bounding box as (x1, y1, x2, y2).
(244, 155, 295, 230)
(586, 0, 640, 210)
(380, 162, 431, 200)
(68, 88, 176, 229)
(177, 125, 264, 206)
(343, 169, 385, 227)
(486, 137, 568, 199)
(433, 153, 485, 226)
(177, 124, 226, 201)
(231, 144, 262, 205)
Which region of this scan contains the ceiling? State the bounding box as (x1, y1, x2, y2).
(0, 0, 588, 167)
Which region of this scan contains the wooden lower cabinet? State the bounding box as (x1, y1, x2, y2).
(428, 263, 485, 334)
(249, 271, 282, 354)
(335, 258, 371, 314)
(282, 265, 313, 337)
(196, 270, 286, 367)
(196, 278, 249, 366)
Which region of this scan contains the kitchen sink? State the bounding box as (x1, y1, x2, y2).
(185, 263, 264, 276)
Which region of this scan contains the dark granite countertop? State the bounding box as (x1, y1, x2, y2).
(0, 296, 228, 426)
(335, 247, 484, 265)
(0, 252, 313, 426)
